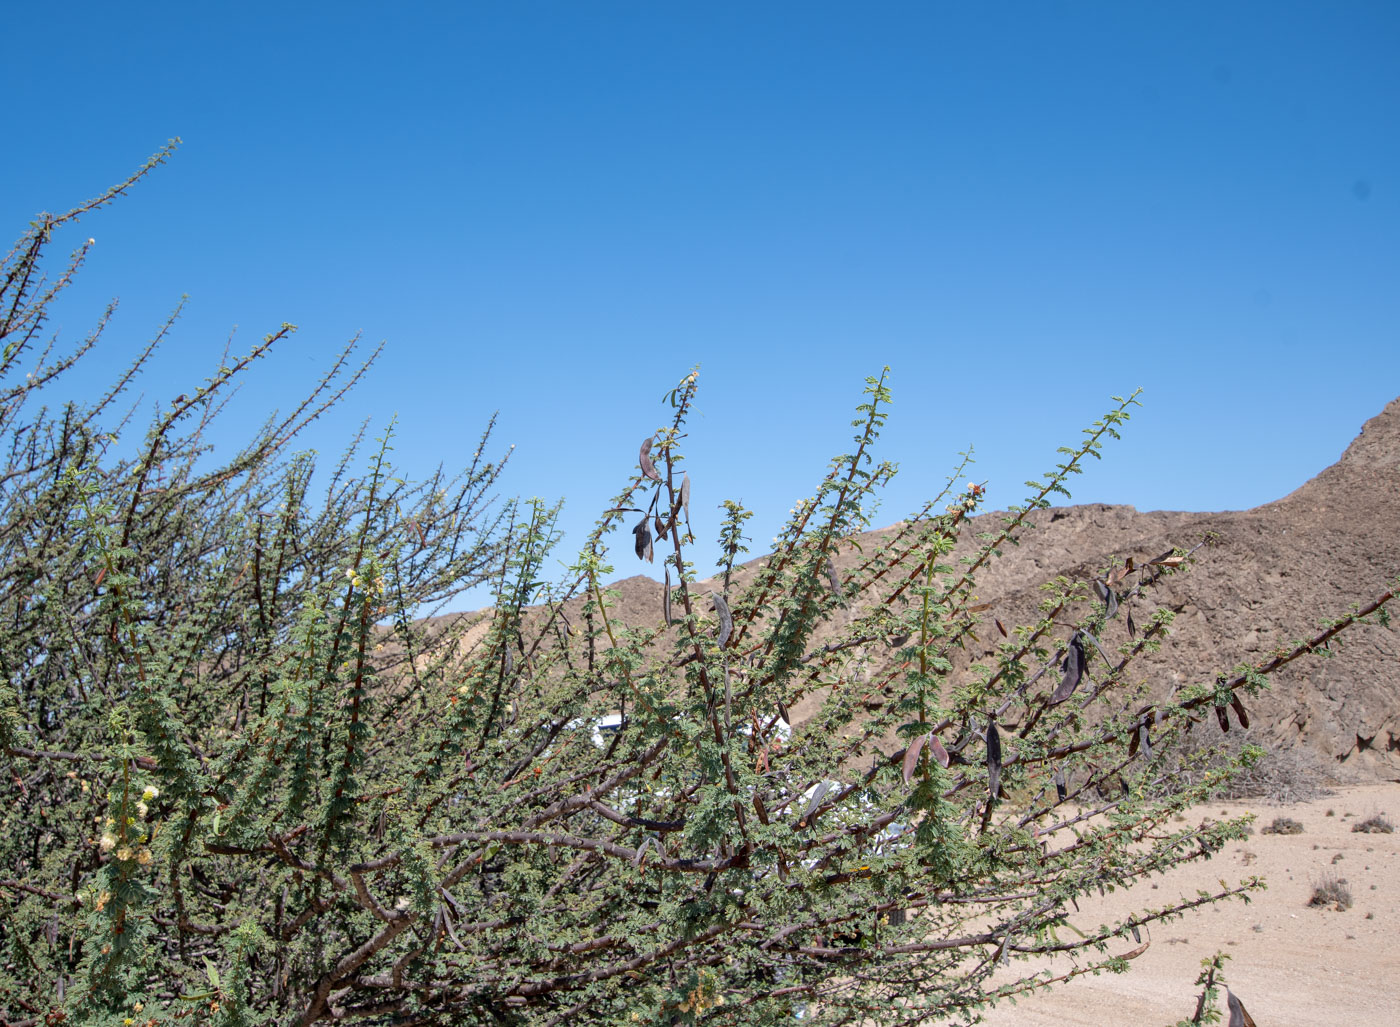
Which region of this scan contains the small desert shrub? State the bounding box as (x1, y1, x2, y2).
(1142, 725, 1334, 804)
(1309, 874, 1353, 911)
(1351, 813, 1395, 834)
(1261, 816, 1304, 835)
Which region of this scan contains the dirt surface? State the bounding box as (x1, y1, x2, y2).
(979, 782, 1400, 1026)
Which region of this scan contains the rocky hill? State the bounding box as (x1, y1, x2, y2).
(590, 398, 1400, 780)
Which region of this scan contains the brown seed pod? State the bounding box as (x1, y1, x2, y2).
(662, 567, 672, 626)
(680, 472, 691, 520)
(824, 557, 841, 597)
(1050, 634, 1086, 705)
(928, 733, 950, 768)
(711, 591, 733, 648)
(1230, 695, 1250, 729)
(633, 518, 652, 561)
(654, 512, 669, 541)
(639, 438, 662, 482)
(1215, 705, 1231, 733)
(986, 722, 1003, 800)
(1226, 990, 1257, 1027)
(902, 734, 926, 786)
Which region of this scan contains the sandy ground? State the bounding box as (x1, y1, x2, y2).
(977, 782, 1400, 1026)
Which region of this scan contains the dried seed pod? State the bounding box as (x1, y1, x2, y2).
(654, 512, 668, 541)
(1126, 606, 1137, 638)
(1139, 724, 1151, 760)
(680, 472, 691, 521)
(639, 438, 662, 482)
(1230, 695, 1250, 729)
(928, 733, 950, 768)
(824, 557, 842, 597)
(1082, 629, 1113, 666)
(633, 837, 654, 868)
(662, 567, 672, 626)
(1226, 990, 1257, 1027)
(752, 794, 769, 824)
(1130, 923, 1141, 944)
(1215, 704, 1231, 733)
(777, 699, 790, 724)
(633, 518, 652, 560)
(711, 591, 733, 648)
(986, 721, 1003, 800)
(1050, 634, 1086, 704)
(1054, 766, 1067, 803)
(902, 734, 927, 786)
(995, 618, 1008, 638)
(1128, 726, 1141, 759)
(802, 781, 831, 827)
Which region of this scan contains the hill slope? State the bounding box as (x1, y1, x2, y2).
(594, 398, 1400, 779)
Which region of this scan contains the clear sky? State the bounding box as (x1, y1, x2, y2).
(4, 2, 1397, 601)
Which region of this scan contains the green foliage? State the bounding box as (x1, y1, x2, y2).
(2, 154, 1391, 1026)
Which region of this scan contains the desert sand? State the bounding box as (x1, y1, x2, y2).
(978, 782, 1400, 1026)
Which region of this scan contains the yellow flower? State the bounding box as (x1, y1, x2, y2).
(142, 785, 159, 801)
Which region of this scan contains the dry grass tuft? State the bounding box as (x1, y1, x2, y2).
(1308, 873, 1353, 911)
(1351, 813, 1395, 834)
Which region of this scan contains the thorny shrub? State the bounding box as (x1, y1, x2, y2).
(2, 148, 1396, 1026)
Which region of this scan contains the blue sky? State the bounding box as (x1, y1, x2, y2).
(4, 2, 1397, 598)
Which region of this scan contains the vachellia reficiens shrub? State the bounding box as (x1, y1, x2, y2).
(3, 147, 1394, 1026)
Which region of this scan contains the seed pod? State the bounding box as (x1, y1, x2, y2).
(1130, 923, 1141, 944)
(1054, 766, 1067, 803)
(711, 591, 733, 648)
(639, 438, 662, 482)
(777, 699, 790, 724)
(1051, 634, 1086, 704)
(662, 567, 672, 626)
(633, 836, 654, 868)
(995, 618, 1008, 638)
(1227, 990, 1257, 1027)
(654, 512, 668, 541)
(902, 734, 927, 786)
(1230, 695, 1250, 729)
(680, 472, 691, 521)
(1128, 726, 1141, 759)
(1139, 724, 1151, 760)
(753, 794, 769, 824)
(1126, 606, 1137, 638)
(633, 518, 652, 560)
(986, 721, 1003, 800)
(802, 781, 832, 827)
(1082, 629, 1113, 666)
(824, 557, 842, 597)
(928, 733, 950, 768)
(1215, 704, 1231, 733)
